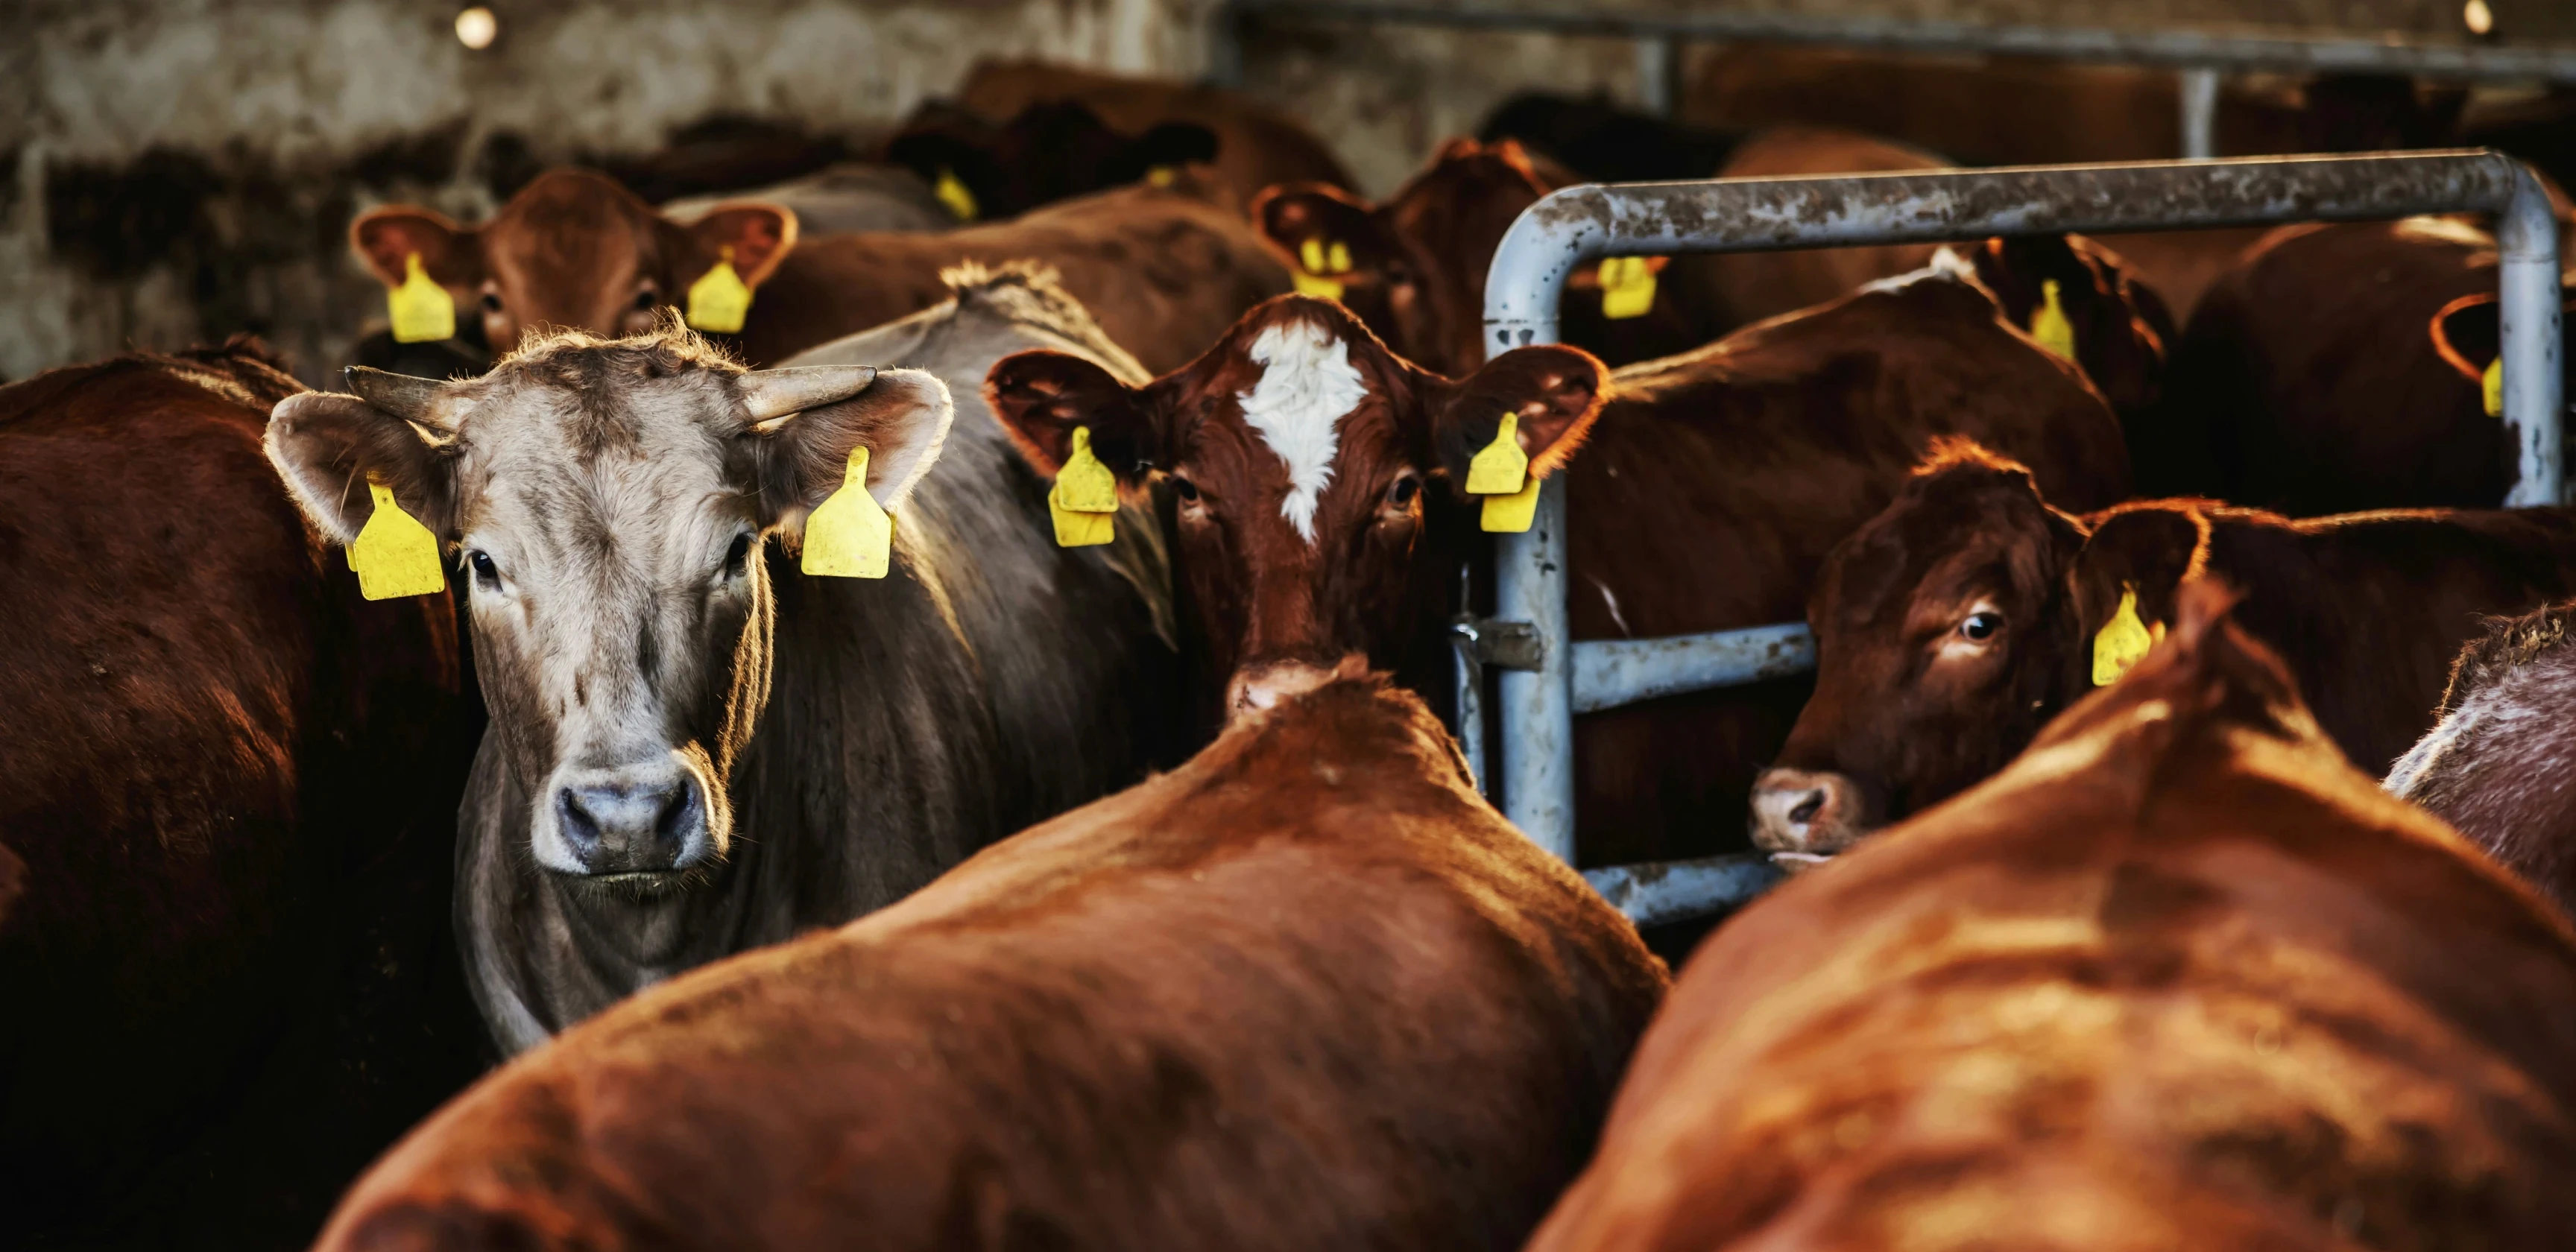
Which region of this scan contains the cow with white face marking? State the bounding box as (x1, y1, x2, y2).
(988, 294, 1607, 730)
(266, 288, 1180, 1052)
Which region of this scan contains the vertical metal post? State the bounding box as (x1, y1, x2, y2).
(1205, 0, 1245, 89)
(1635, 34, 1682, 118)
(2178, 67, 2220, 159)
(1453, 643, 1486, 791)
(2498, 165, 2567, 506)
(1497, 481, 1576, 861)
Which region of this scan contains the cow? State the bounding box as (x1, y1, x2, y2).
(263, 281, 1182, 1053)
(1, 342, 480, 1249)
(1754, 441, 2576, 864)
(2387, 601, 2576, 918)
(990, 266, 2129, 871)
(1529, 582, 2576, 1251)
(2157, 217, 2572, 513)
(660, 160, 956, 238)
(954, 57, 1355, 212)
(1476, 92, 1751, 183)
(308, 669, 1668, 1252)
(883, 98, 1220, 223)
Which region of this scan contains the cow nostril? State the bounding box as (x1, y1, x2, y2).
(653, 781, 696, 843)
(1788, 790, 1825, 826)
(558, 789, 603, 851)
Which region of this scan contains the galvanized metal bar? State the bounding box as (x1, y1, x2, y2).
(2179, 66, 2220, 160)
(1571, 624, 1816, 715)
(1585, 853, 1787, 930)
(1452, 639, 1486, 792)
(1634, 33, 1681, 118)
(1228, 0, 2576, 83)
(1496, 481, 1576, 862)
(2498, 165, 2567, 508)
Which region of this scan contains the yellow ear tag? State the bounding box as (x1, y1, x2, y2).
(1292, 237, 1345, 300)
(387, 253, 455, 344)
(685, 246, 753, 335)
(2482, 356, 2504, 418)
(1047, 426, 1119, 548)
(1146, 165, 1177, 187)
(1481, 478, 1542, 534)
(1600, 256, 1658, 320)
(1465, 412, 1529, 496)
(2092, 585, 2159, 687)
(1328, 241, 1352, 274)
(801, 446, 893, 579)
(2030, 278, 2077, 361)
(935, 168, 979, 222)
(348, 481, 446, 600)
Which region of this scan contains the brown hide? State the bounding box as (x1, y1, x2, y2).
(1687, 125, 1952, 329)
(0, 344, 476, 1247)
(956, 57, 1355, 212)
(2390, 601, 2576, 918)
(742, 180, 1288, 372)
(312, 676, 1667, 1252)
(2164, 218, 2571, 513)
(1770, 446, 2576, 851)
(1534, 584, 2576, 1251)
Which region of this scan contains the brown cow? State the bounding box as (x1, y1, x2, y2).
(0, 343, 479, 1248)
(2160, 217, 2572, 513)
(883, 98, 1219, 223)
(956, 57, 1355, 212)
(993, 268, 2129, 867)
(1531, 583, 2576, 1251)
(1755, 442, 2576, 861)
(309, 671, 1667, 1252)
(2387, 601, 2576, 917)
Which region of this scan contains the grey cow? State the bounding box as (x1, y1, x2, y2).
(265, 266, 1179, 1053)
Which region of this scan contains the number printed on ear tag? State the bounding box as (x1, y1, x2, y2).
(2092, 585, 2160, 687)
(2029, 278, 2077, 361)
(802, 446, 893, 579)
(1048, 426, 1119, 548)
(686, 247, 753, 335)
(348, 481, 446, 600)
(388, 253, 455, 344)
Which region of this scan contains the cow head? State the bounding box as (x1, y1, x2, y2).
(1754, 443, 2089, 864)
(1965, 233, 2176, 419)
(886, 98, 1219, 221)
(1249, 139, 1559, 377)
(987, 295, 1604, 722)
(265, 319, 950, 882)
(351, 168, 796, 355)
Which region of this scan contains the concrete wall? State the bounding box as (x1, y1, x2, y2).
(2, 0, 2565, 384)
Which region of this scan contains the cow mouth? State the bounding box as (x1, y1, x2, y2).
(550, 864, 719, 900)
(1769, 850, 1835, 873)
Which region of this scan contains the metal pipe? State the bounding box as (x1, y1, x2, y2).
(2179, 66, 2220, 160)
(1635, 33, 1680, 118)
(1572, 624, 1815, 714)
(1496, 481, 1576, 862)
(2498, 165, 2567, 508)
(1229, 0, 2576, 83)
(1585, 854, 1786, 929)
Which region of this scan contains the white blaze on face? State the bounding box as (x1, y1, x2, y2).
(1238, 320, 1367, 543)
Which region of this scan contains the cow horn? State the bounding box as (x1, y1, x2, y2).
(345, 367, 459, 432)
(738, 365, 879, 422)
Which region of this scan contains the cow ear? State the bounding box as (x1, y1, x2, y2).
(265, 391, 458, 546)
(351, 205, 481, 290)
(2071, 508, 2209, 636)
(746, 367, 953, 531)
(682, 203, 797, 288)
(985, 350, 1165, 486)
(1422, 345, 1607, 495)
(2430, 293, 2501, 385)
(1250, 184, 1388, 279)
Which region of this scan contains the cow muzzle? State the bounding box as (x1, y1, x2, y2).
(1749, 767, 1877, 870)
(540, 755, 717, 878)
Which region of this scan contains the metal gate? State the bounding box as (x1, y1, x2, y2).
(1456, 151, 2566, 926)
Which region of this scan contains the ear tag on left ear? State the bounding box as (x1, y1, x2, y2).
(2482, 356, 2504, 418)
(1480, 478, 1542, 534)
(935, 168, 979, 222)
(388, 253, 455, 344)
(348, 481, 446, 601)
(1600, 256, 1658, 320)
(1048, 426, 1119, 548)
(1146, 165, 1177, 187)
(686, 246, 753, 335)
(1293, 237, 1345, 300)
(1465, 412, 1529, 495)
(801, 446, 893, 579)
(2092, 585, 2159, 687)
(2029, 278, 2077, 361)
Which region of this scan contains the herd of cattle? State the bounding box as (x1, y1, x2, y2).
(10, 51, 2576, 1251)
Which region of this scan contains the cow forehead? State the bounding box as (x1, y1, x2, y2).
(458, 369, 742, 543)
(1228, 320, 1373, 543)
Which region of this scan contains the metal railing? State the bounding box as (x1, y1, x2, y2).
(1465, 151, 2566, 923)
(1213, 1, 2576, 156)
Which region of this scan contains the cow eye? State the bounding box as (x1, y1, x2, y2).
(723, 532, 754, 577)
(479, 291, 503, 314)
(632, 285, 659, 312)
(468, 549, 500, 587)
(1959, 611, 2001, 642)
(1168, 474, 1201, 503)
(1386, 474, 1420, 508)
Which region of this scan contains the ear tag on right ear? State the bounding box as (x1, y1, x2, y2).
(1600, 256, 1658, 320)
(388, 253, 455, 344)
(1048, 426, 1119, 548)
(2029, 278, 2077, 361)
(2482, 356, 2504, 418)
(935, 168, 979, 222)
(1480, 478, 1541, 534)
(2092, 585, 2159, 687)
(1465, 412, 1529, 496)
(686, 246, 753, 335)
(348, 481, 446, 600)
(802, 446, 892, 579)
(1293, 238, 1345, 300)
